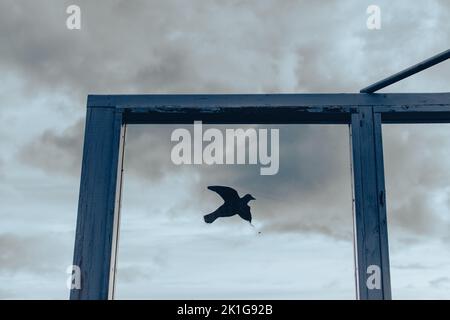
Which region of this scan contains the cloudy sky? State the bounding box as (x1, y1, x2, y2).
(0, 0, 449, 299)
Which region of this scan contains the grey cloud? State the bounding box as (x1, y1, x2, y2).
(18, 118, 84, 175)
(383, 125, 450, 237)
(388, 194, 437, 235)
(115, 265, 153, 283)
(429, 277, 450, 289)
(5, 1, 450, 240)
(0, 289, 9, 299)
(11, 0, 450, 174)
(392, 263, 433, 270)
(124, 125, 181, 180)
(0, 233, 37, 272)
(0, 232, 70, 274)
(116, 249, 168, 283)
(2, 0, 448, 98)
(0, 157, 4, 178)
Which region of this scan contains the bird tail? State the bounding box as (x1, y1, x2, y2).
(204, 212, 218, 224)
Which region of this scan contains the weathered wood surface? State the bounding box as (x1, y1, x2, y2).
(70, 107, 124, 300)
(87, 93, 450, 124)
(87, 93, 450, 108)
(351, 107, 391, 300)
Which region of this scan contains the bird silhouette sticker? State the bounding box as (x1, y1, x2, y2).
(204, 186, 256, 225)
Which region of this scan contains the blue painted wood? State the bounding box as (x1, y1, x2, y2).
(70, 107, 124, 300)
(373, 112, 391, 298)
(87, 93, 450, 108)
(85, 93, 450, 125)
(351, 107, 391, 300)
(121, 106, 351, 124)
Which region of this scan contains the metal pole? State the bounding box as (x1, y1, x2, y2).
(360, 49, 450, 93)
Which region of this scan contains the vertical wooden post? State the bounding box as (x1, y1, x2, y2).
(351, 107, 391, 300)
(70, 106, 125, 300)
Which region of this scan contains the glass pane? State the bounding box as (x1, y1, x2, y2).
(115, 124, 355, 299)
(383, 124, 450, 299)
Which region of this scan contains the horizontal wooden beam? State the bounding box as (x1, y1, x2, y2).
(87, 93, 450, 109)
(121, 106, 352, 124)
(86, 93, 450, 124)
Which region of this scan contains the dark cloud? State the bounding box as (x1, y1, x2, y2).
(1, 0, 448, 98)
(10, 0, 450, 175)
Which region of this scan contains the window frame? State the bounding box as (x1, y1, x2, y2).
(70, 93, 450, 300)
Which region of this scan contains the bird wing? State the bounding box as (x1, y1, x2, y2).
(238, 205, 252, 222)
(207, 185, 240, 202)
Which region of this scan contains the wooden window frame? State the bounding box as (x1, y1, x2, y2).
(70, 93, 450, 300)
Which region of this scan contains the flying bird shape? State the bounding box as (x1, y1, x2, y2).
(204, 186, 255, 224)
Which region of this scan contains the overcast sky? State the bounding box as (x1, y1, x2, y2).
(0, 0, 449, 299)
